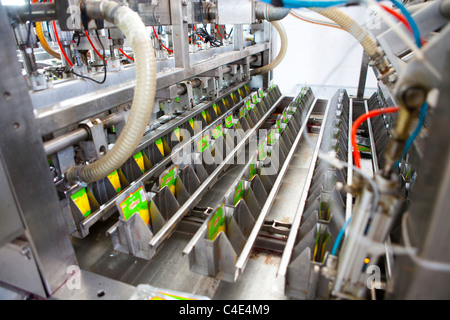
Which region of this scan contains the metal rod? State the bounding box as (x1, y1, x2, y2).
(364, 99, 379, 173)
(43, 112, 124, 156)
(346, 99, 354, 222)
(44, 128, 89, 156)
(7, 3, 57, 23)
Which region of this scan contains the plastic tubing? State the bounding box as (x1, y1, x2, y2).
(35, 22, 60, 59)
(351, 107, 400, 168)
(66, 1, 156, 184)
(309, 7, 389, 74)
(251, 20, 288, 76)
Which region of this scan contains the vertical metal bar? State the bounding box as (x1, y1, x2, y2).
(346, 99, 354, 222)
(0, 4, 77, 297)
(357, 53, 370, 99)
(233, 24, 243, 52)
(364, 100, 379, 173)
(170, 0, 190, 69)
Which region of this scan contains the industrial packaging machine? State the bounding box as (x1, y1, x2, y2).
(0, 0, 449, 301)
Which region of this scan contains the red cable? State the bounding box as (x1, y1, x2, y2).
(222, 25, 229, 39)
(152, 26, 173, 53)
(52, 21, 73, 68)
(85, 30, 107, 63)
(193, 25, 204, 42)
(380, 4, 426, 46)
(118, 48, 134, 61)
(215, 25, 224, 39)
(351, 107, 400, 168)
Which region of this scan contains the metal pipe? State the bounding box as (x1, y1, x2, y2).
(7, 3, 57, 23)
(44, 128, 89, 156)
(255, 2, 291, 21)
(176, 78, 202, 96)
(44, 112, 124, 156)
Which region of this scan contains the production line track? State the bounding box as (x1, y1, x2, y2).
(70, 90, 329, 299)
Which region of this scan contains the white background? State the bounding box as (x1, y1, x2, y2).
(272, 6, 379, 98)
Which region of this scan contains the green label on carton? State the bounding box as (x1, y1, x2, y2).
(208, 202, 226, 241)
(239, 106, 246, 118)
(201, 110, 209, 123)
(119, 186, 150, 226)
(234, 178, 244, 205)
(213, 103, 220, 116)
(258, 140, 267, 161)
(245, 99, 252, 111)
(107, 170, 122, 193)
(174, 127, 181, 142)
(225, 115, 234, 128)
(249, 156, 257, 181)
(276, 117, 282, 133)
(189, 118, 195, 131)
(222, 98, 230, 109)
(258, 88, 264, 99)
(197, 134, 210, 153)
(251, 93, 258, 104)
(134, 151, 146, 173)
(71, 188, 91, 218)
(268, 128, 277, 145)
(212, 124, 223, 139)
(282, 109, 289, 123)
(160, 165, 178, 195)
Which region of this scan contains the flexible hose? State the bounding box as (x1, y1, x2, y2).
(251, 21, 288, 76)
(66, 1, 156, 184)
(309, 7, 389, 74)
(36, 22, 60, 59)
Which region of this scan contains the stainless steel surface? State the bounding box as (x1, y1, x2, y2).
(33, 43, 269, 135)
(0, 3, 77, 297)
(44, 128, 88, 156)
(216, 0, 253, 25)
(79, 82, 251, 235)
(157, 94, 286, 258)
(278, 97, 328, 278)
(0, 238, 46, 298)
(234, 95, 316, 274)
(364, 100, 379, 174)
(0, 159, 24, 249)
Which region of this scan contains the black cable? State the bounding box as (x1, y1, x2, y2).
(195, 0, 222, 47)
(71, 30, 107, 84)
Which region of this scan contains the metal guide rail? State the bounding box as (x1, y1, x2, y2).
(183, 87, 316, 283)
(277, 89, 351, 300)
(62, 82, 262, 238)
(103, 85, 287, 261)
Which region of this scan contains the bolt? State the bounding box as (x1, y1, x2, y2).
(402, 87, 427, 110)
(182, 0, 188, 5)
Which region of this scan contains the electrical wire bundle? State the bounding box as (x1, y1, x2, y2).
(191, 0, 222, 48)
(191, 25, 222, 47)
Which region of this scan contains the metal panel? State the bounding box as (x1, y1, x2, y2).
(0, 4, 78, 297)
(0, 159, 24, 249)
(216, 0, 253, 25)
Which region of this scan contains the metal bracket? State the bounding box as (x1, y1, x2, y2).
(262, 219, 291, 236)
(79, 118, 108, 161)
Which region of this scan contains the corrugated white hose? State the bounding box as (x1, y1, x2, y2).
(67, 3, 156, 184)
(309, 7, 389, 74)
(251, 21, 288, 76)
